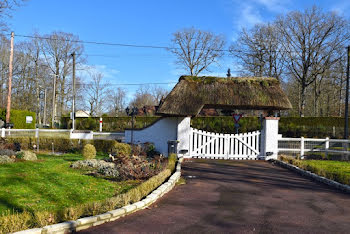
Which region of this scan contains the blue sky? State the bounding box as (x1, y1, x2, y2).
(8, 0, 350, 101)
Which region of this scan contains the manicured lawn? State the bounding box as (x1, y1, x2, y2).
(0, 153, 138, 214)
(281, 156, 350, 185)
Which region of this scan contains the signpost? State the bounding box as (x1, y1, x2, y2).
(233, 113, 243, 134)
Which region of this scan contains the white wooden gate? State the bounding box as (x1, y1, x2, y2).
(189, 128, 260, 160)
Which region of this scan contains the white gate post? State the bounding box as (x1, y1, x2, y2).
(1, 128, 5, 138)
(260, 117, 280, 160)
(300, 137, 305, 159)
(177, 117, 191, 158)
(325, 137, 329, 158)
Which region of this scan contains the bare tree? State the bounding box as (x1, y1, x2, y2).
(107, 87, 126, 116)
(152, 86, 168, 104)
(230, 23, 285, 80)
(276, 7, 350, 116)
(129, 85, 157, 108)
(85, 72, 109, 116)
(169, 27, 225, 76)
(0, 0, 25, 32)
(40, 31, 84, 122)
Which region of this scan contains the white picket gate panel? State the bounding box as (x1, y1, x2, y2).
(189, 128, 260, 160)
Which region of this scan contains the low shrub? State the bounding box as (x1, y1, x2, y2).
(82, 144, 96, 159)
(111, 142, 131, 157)
(5, 137, 117, 154)
(21, 150, 37, 161)
(33, 210, 57, 227)
(280, 155, 350, 185)
(0, 149, 16, 157)
(0, 210, 32, 233)
(93, 140, 116, 153)
(0, 155, 14, 164)
(71, 159, 119, 178)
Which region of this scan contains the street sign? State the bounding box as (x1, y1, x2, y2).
(233, 114, 242, 123)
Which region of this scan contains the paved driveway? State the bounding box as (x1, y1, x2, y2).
(80, 159, 350, 233)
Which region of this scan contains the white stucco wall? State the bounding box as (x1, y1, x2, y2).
(260, 117, 279, 159)
(124, 117, 192, 157)
(124, 117, 179, 157)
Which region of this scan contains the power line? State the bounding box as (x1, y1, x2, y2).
(13, 33, 349, 55)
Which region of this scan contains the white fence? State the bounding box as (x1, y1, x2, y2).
(0, 128, 124, 140)
(278, 137, 350, 158)
(189, 128, 260, 160)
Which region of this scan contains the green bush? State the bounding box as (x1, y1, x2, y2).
(61, 116, 160, 131)
(82, 144, 96, 159)
(93, 140, 116, 153)
(0, 108, 36, 129)
(5, 138, 117, 154)
(111, 142, 131, 157)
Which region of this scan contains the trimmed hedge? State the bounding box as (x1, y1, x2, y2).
(192, 117, 350, 138)
(61, 116, 350, 139)
(61, 117, 160, 131)
(6, 138, 116, 153)
(280, 155, 350, 185)
(0, 108, 36, 129)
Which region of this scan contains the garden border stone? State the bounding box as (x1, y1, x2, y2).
(14, 158, 183, 234)
(273, 159, 350, 194)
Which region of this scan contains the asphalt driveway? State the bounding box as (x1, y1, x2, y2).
(80, 159, 350, 233)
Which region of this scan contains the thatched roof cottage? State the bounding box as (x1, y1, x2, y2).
(157, 76, 292, 116)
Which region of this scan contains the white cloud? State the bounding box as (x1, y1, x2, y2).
(77, 64, 120, 82)
(331, 1, 350, 15)
(254, 0, 289, 14)
(231, 0, 290, 40)
(236, 4, 263, 30)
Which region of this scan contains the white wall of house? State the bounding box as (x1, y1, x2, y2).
(260, 117, 279, 160)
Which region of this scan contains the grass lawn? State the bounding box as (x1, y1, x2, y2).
(281, 156, 350, 185)
(0, 153, 139, 214)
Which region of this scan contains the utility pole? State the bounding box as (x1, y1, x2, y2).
(6, 32, 14, 126)
(345, 46, 350, 139)
(51, 74, 57, 128)
(43, 88, 47, 126)
(71, 52, 76, 130)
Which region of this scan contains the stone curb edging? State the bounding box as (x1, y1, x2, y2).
(273, 159, 350, 194)
(15, 159, 183, 234)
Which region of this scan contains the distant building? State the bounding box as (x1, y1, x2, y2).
(75, 110, 90, 118)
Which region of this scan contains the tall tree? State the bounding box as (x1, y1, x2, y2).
(85, 72, 109, 116)
(40, 31, 84, 123)
(0, 0, 25, 32)
(107, 87, 126, 116)
(230, 23, 285, 80)
(276, 7, 350, 116)
(169, 27, 225, 76)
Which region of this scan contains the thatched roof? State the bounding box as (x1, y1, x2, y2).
(157, 76, 292, 116)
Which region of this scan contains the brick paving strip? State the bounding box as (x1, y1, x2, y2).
(79, 159, 350, 234)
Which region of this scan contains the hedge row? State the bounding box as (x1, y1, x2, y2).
(193, 117, 350, 138)
(6, 137, 116, 153)
(60, 116, 350, 139)
(60, 117, 160, 131)
(0, 108, 36, 129)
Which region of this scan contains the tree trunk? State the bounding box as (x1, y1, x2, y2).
(300, 84, 306, 117)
